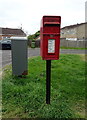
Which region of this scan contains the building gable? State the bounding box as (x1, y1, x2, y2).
(1, 28, 26, 36)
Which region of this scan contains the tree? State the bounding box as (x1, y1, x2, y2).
(28, 30, 40, 41)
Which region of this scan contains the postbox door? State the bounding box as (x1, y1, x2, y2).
(43, 35, 60, 60)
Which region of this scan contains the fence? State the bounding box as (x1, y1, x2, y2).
(28, 39, 87, 48)
(60, 38, 87, 48)
(28, 40, 40, 47)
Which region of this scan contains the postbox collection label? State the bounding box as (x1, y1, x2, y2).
(48, 39, 55, 53)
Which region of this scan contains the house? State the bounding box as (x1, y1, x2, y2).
(0, 27, 26, 40)
(61, 22, 87, 40)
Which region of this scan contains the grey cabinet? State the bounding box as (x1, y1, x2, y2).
(11, 37, 28, 76)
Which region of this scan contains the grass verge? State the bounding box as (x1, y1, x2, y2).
(2, 54, 86, 119)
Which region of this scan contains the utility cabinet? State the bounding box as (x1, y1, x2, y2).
(11, 37, 28, 76)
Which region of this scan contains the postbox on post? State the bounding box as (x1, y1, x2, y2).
(40, 15, 61, 60)
(40, 16, 61, 104)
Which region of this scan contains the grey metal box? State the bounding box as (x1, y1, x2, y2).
(11, 37, 28, 76)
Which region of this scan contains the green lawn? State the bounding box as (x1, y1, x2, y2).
(2, 54, 86, 119)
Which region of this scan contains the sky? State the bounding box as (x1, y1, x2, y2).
(0, 0, 86, 35)
(86, 1, 87, 22)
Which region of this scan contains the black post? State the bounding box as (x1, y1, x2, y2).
(46, 60, 51, 104)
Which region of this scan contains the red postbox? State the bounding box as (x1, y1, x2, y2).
(40, 15, 61, 60)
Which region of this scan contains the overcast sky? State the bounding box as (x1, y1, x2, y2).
(0, 0, 86, 34)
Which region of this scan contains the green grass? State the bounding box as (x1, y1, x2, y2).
(2, 54, 86, 119)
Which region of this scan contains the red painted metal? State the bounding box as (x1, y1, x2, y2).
(40, 16, 61, 60)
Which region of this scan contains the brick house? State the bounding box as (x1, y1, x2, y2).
(61, 22, 87, 40)
(0, 27, 26, 40)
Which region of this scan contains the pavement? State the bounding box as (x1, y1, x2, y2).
(0, 48, 86, 68)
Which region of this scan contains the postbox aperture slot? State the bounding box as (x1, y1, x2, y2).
(44, 23, 60, 34)
(44, 21, 60, 26)
(44, 24, 60, 27)
(48, 39, 55, 53)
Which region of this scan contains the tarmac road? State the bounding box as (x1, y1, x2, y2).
(0, 48, 86, 68)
